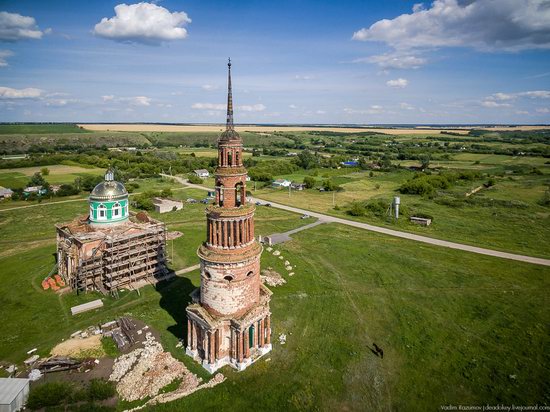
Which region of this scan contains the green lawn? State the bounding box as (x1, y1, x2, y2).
(0, 187, 548, 410)
(0, 164, 105, 189)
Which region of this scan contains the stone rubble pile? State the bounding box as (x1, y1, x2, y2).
(110, 333, 190, 402)
(279, 334, 287, 345)
(260, 268, 287, 287)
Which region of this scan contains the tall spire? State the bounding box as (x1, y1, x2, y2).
(226, 58, 234, 130)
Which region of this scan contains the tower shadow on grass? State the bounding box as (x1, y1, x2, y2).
(155, 273, 197, 343)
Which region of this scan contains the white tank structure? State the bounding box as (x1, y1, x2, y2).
(393, 196, 400, 219)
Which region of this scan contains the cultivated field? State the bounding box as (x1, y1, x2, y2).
(78, 124, 471, 135)
(0, 164, 105, 189)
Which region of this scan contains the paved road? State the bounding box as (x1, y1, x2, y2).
(162, 174, 550, 267)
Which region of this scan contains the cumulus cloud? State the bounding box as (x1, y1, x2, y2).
(192, 103, 225, 110)
(0, 11, 46, 41)
(201, 84, 218, 91)
(536, 107, 550, 113)
(240, 104, 266, 112)
(294, 75, 312, 81)
(355, 52, 427, 69)
(94, 2, 191, 45)
(519, 90, 550, 99)
(352, 0, 550, 52)
(0, 86, 43, 99)
(400, 102, 415, 110)
(289, 104, 297, 109)
(344, 105, 384, 115)
(386, 78, 408, 88)
(481, 100, 511, 108)
(102, 94, 151, 106)
(0, 49, 12, 66)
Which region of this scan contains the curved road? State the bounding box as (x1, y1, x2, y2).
(162, 174, 550, 267)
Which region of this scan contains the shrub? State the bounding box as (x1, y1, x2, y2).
(322, 179, 341, 192)
(539, 189, 550, 206)
(40, 167, 50, 176)
(303, 176, 316, 189)
(348, 201, 366, 216)
(161, 188, 173, 198)
(187, 174, 204, 184)
(27, 382, 73, 410)
(87, 379, 116, 401)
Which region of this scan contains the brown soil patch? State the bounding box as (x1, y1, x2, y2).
(51, 335, 103, 358)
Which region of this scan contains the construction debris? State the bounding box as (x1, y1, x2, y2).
(70, 299, 104, 316)
(23, 355, 39, 366)
(110, 333, 192, 402)
(166, 231, 183, 240)
(279, 334, 287, 345)
(38, 357, 82, 373)
(260, 268, 287, 287)
(28, 369, 42, 381)
(273, 250, 281, 256)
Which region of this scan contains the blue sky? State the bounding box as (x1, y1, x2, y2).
(1, 0, 549, 124)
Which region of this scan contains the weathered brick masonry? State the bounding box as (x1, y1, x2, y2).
(185, 60, 272, 373)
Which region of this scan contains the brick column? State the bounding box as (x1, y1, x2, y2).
(187, 319, 192, 347)
(266, 316, 271, 345)
(260, 318, 265, 346)
(229, 220, 234, 248)
(244, 328, 250, 359)
(252, 325, 257, 348)
(215, 329, 220, 360)
(223, 220, 228, 248)
(237, 332, 243, 363)
(209, 332, 215, 363)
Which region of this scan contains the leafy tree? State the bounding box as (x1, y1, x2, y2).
(56, 184, 80, 197)
(29, 172, 46, 187)
(161, 188, 173, 198)
(187, 174, 204, 184)
(303, 176, 316, 189)
(322, 179, 341, 192)
(420, 154, 431, 170)
(296, 150, 319, 169)
(40, 167, 50, 176)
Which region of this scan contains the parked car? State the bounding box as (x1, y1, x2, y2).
(200, 198, 210, 204)
(255, 201, 262, 206)
(186, 198, 198, 203)
(301, 214, 310, 219)
(265, 203, 272, 207)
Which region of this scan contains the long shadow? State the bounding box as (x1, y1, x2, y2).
(155, 273, 197, 343)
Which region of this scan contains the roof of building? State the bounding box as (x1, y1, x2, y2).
(0, 378, 29, 404)
(194, 169, 209, 174)
(219, 58, 242, 143)
(0, 187, 13, 195)
(273, 179, 290, 184)
(89, 170, 128, 201)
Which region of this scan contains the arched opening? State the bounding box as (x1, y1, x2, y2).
(204, 271, 212, 279)
(227, 151, 233, 166)
(235, 183, 243, 206)
(224, 275, 234, 282)
(235, 150, 240, 165)
(218, 183, 224, 207)
(247, 271, 254, 277)
(97, 204, 107, 220)
(112, 202, 121, 218)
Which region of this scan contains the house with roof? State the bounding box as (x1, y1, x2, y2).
(0, 187, 13, 200)
(272, 179, 292, 188)
(194, 169, 210, 178)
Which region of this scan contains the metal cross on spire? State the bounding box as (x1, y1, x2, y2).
(226, 57, 234, 130)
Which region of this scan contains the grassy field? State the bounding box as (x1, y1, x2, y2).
(0, 164, 105, 189)
(0, 124, 90, 134)
(0, 180, 548, 410)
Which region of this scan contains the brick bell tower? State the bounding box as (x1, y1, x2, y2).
(185, 59, 272, 373)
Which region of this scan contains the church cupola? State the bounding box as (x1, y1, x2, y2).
(88, 168, 129, 227)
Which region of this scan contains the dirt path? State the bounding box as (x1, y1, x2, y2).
(162, 174, 550, 267)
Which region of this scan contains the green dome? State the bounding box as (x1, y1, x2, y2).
(88, 169, 129, 226)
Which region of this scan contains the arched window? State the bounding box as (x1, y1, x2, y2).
(112, 202, 121, 218)
(224, 275, 234, 282)
(228, 152, 233, 166)
(218, 183, 224, 207)
(235, 150, 240, 165)
(235, 183, 243, 206)
(204, 271, 212, 280)
(97, 204, 107, 220)
(247, 271, 254, 278)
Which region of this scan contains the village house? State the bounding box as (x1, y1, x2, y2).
(290, 182, 305, 191)
(272, 179, 291, 188)
(194, 169, 210, 178)
(153, 197, 184, 214)
(0, 186, 13, 200)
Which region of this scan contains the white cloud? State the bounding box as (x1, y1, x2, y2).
(0, 86, 43, 99)
(492, 93, 514, 101)
(240, 104, 266, 112)
(289, 104, 297, 109)
(481, 100, 511, 108)
(386, 78, 408, 88)
(45, 98, 79, 107)
(0, 11, 46, 41)
(316, 110, 326, 114)
(344, 105, 384, 115)
(0, 49, 13, 67)
(518, 90, 550, 99)
(352, 0, 550, 52)
(400, 102, 415, 110)
(294, 75, 312, 81)
(515, 110, 529, 115)
(192, 103, 225, 110)
(94, 2, 191, 45)
(355, 52, 426, 69)
(536, 107, 550, 113)
(201, 84, 218, 91)
(102, 94, 151, 106)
